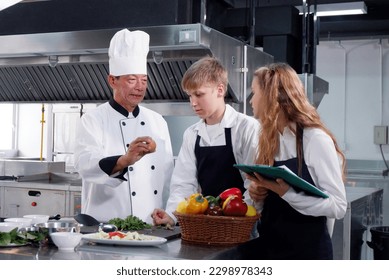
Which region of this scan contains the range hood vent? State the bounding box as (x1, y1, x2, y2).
(0, 24, 273, 104)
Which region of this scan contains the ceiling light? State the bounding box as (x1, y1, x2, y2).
(297, 1, 367, 17)
(0, 0, 23, 12)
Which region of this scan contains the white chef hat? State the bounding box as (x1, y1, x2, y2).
(108, 29, 149, 76)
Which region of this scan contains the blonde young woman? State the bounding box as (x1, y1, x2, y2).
(246, 63, 347, 260)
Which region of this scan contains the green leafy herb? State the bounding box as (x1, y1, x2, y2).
(108, 215, 152, 231)
(0, 228, 46, 246)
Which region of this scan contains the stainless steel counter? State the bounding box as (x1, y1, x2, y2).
(0, 238, 241, 260)
(0, 186, 383, 260)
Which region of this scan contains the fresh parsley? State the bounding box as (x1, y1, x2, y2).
(108, 215, 152, 231)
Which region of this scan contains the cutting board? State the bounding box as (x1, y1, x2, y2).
(138, 226, 181, 240)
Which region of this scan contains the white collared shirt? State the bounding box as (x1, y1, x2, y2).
(165, 104, 260, 220)
(277, 126, 347, 235)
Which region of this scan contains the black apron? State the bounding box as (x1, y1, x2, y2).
(257, 156, 333, 260)
(194, 128, 245, 197)
(226, 155, 333, 260)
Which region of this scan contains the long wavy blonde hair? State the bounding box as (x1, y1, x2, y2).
(253, 63, 346, 179)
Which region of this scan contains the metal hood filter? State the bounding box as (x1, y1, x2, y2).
(0, 24, 273, 108)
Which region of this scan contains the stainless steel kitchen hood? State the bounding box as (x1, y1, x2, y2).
(0, 24, 273, 106)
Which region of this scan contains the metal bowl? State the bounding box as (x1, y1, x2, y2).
(35, 221, 82, 244)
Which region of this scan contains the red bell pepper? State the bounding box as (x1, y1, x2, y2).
(222, 195, 248, 216)
(218, 187, 242, 201)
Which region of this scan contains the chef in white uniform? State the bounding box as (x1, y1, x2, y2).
(74, 29, 174, 224)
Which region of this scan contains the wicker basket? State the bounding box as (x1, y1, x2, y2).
(173, 211, 259, 246)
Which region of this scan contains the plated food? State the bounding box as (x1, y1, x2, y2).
(82, 230, 167, 246)
(95, 230, 156, 241)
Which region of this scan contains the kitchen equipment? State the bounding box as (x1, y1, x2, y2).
(23, 214, 49, 225)
(4, 217, 32, 228)
(0, 222, 23, 232)
(74, 213, 99, 226)
(138, 226, 181, 240)
(49, 214, 61, 221)
(0, 23, 273, 110)
(35, 221, 81, 234)
(51, 104, 97, 172)
(74, 213, 118, 233)
(2, 186, 66, 218)
(332, 186, 383, 259)
(0, 159, 65, 177)
(367, 226, 389, 260)
(35, 221, 82, 244)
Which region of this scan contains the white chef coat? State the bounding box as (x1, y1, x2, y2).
(165, 104, 259, 220)
(74, 101, 174, 224)
(275, 126, 347, 235)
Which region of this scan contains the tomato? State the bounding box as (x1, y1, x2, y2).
(108, 231, 126, 239)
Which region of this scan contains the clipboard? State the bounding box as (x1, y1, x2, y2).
(234, 164, 329, 198)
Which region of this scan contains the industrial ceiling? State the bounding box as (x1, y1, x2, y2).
(0, 0, 388, 40)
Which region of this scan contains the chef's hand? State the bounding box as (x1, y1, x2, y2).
(127, 136, 156, 157)
(113, 136, 156, 172)
(247, 172, 290, 199)
(151, 208, 175, 226)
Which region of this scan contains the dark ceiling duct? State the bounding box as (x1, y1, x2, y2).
(0, 24, 273, 111)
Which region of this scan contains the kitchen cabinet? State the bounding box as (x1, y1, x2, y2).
(332, 186, 383, 260)
(0, 159, 82, 218)
(2, 186, 66, 217)
(0, 182, 81, 218)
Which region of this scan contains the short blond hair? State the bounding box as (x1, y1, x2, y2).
(181, 56, 228, 95)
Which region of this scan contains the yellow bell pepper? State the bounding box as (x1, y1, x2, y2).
(176, 200, 188, 214)
(186, 193, 209, 214)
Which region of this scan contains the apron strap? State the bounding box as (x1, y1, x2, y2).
(296, 123, 304, 177)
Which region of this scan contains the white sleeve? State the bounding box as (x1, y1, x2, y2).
(160, 119, 175, 209)
(165, 127, 199, 221)
(233, 116, 260, 205)
(282, 131, 347, 219)
(74, 112, 123, 188)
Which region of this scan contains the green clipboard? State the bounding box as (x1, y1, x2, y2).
(234, 164, 329, 198)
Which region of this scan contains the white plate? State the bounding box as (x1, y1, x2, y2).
(82, 233, 167, 247)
